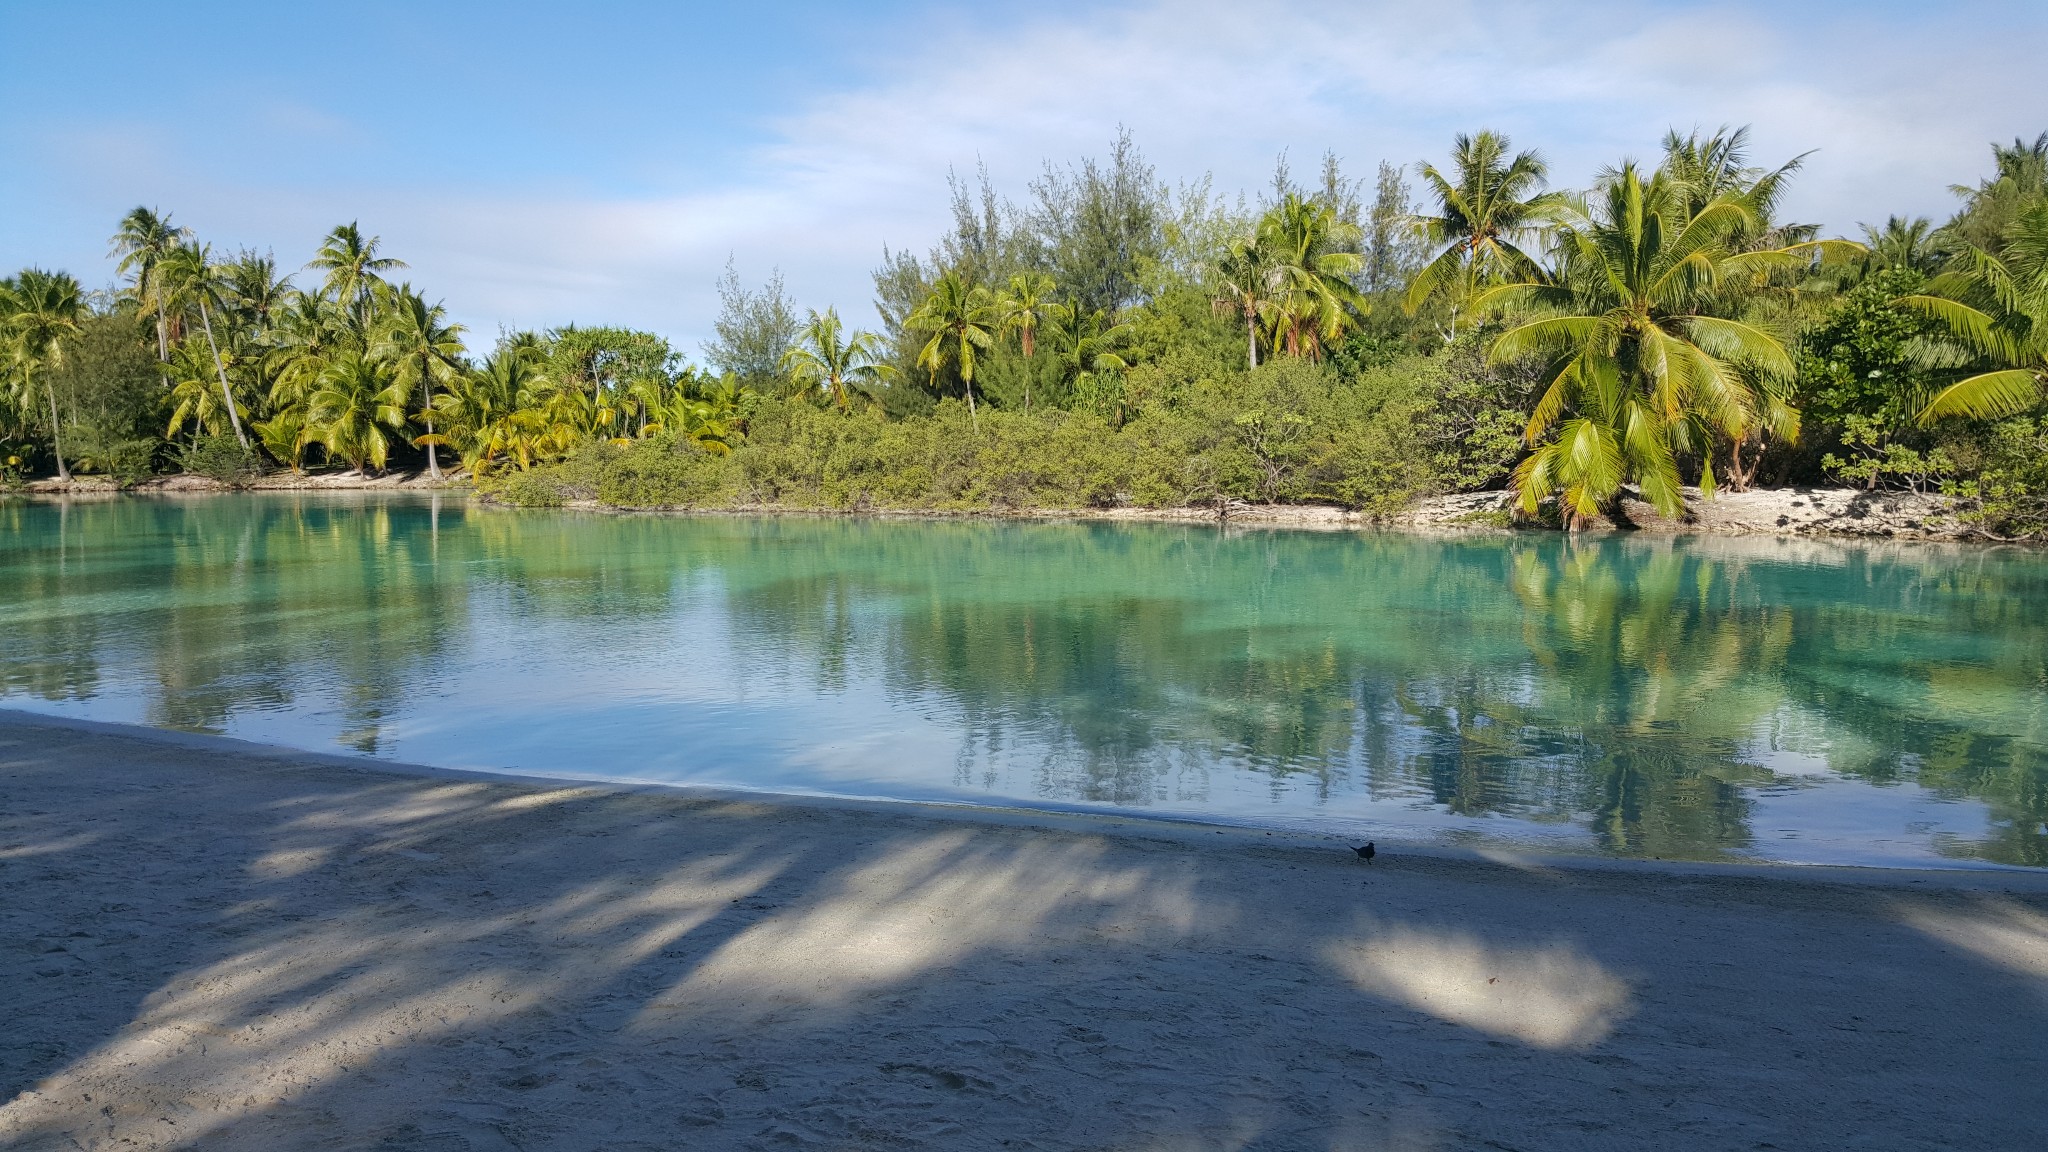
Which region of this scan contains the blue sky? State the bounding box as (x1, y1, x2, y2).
(3, 0, 2044, 355)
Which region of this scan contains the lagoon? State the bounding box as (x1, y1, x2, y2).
(3, 493, 2044, 868)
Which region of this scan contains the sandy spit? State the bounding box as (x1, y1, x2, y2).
(3, 713, 2046, 1152)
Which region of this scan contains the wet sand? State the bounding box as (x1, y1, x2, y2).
(3, 711, 2045, 1151)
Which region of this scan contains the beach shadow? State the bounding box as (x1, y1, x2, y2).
(4, 720, 2047, 1151)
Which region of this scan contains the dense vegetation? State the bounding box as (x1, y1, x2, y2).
(4, 126, 2046, 536)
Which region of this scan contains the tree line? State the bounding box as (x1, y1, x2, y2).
(3, 125, 2045, 535)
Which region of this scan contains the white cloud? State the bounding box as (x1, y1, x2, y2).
(11, 0, 2043, 353)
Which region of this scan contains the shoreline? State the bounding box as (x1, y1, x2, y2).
(11, 709, 2046, 889)
(11, 473, 2020, 544)
(4, 708, 2045, 1150)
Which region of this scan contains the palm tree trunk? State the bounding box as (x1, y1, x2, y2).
(44, 376, 70, 482)
(154, 310, 170, 395)
(420, 378, 442, 481)
(197, 300, 249, 449)
(1246, 312, 1258, 370)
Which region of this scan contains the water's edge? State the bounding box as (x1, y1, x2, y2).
(11, 708, 2043, 889)
(13, 481, 2029, 546)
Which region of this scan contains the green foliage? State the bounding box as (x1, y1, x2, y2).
(495, 352, 1490, 517)
(704, 262, 798, 388)
(1821, 415, 1957, 492)
(7, 123, 2048, 529)
(1944, 417, 2048, 538)
(1485, 162, 1814, 522)
(1799, 268, 1939, 428)
(488, 468, 570, 508)
(0, 443, 27, 488)
(177, 433, 264, 486)
(45, 311, 163, 480)
(588, 437, 735, 508)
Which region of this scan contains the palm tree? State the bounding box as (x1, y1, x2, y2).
(0, 269, 85, 481)
(780, 307, 896, 411)
(1861, 216, 1941, 275)
(1258, 193, 1369, 359)
(997, 272, 1057, 410)
(157, 242, 249, 448)
(307, 350, 410, 473)
(1406, 131, 1565, 332)
(109, 207, 190, 368)
(309, 222, 405, 334)
(1042, 303, 1130, 419)
(374, 286, 467, 479)
(647, 387, 741, 455)
(165, 340, 243, 443)
(432, 349, 529, 473)
(267, 290, 349, 418)
(1903, 201, 2048, 422)
(1479, 164, 1805, 527)
(1214, 236, 1279, 369)
(219, 250, 295, 332)
(1659, 127, 1812, 247)
(254, 408, 313, 474)
(906, 272, 999, 422)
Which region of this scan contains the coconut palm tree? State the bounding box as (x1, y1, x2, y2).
(431, 349, 532, 473)
(1406, 131, 1566, 332)
(1658, 127, 1813, 247)
(1479, 164, 1806, 527)
(1214, 235, 1280, 369)
(997, 273, 1054, 355)
(267, 290, 349, 417)
(0, 269, 85, 481)
(165, 340, 243, 443)
(255, 408, 313, 474)
(309, 222, 405, 334)
(1258, 193, 1369, 359)
(907, 272, 999, 421)
(219, 250, 295, 333)
(1042, 303, 1130, 417)
(1903, 201, 2048, 422)
(109, 207, 190, 367)
(307, 350, 410, 473)
(780, 307, 896, 411)
(1862, 216, 1941, 275)
(374, 286, 467, 478)
(157, 242, 249, 448)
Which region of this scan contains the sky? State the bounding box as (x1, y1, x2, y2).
(2, 0, 2044, 356)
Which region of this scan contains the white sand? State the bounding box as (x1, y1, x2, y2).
(3, 712, 2045, 1151)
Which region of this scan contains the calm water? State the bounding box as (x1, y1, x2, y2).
(4, 494, 2046, 868)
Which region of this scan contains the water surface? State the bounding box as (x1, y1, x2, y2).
(4, 494, 2045, 868)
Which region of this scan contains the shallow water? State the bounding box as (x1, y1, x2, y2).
(3, 493, 2045, 868)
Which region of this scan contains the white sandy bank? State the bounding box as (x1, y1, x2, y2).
(2, 713, 2045, 1151)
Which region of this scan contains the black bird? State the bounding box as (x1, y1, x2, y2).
(1352, 842, 1376, 864)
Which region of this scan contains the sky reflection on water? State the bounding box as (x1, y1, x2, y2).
(3, 493, 2045, 868)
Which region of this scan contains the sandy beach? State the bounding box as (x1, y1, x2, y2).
(3, 711, 2045, 1151)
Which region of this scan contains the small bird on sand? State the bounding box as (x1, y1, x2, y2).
(1352, 842, 1376, 864)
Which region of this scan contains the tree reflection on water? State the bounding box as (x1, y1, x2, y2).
(2, 496, 2043, 865)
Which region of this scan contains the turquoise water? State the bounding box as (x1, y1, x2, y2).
(4, 493, 2045, 868)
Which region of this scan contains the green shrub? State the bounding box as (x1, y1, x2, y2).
(68, 428, 160, 487)
(490, 348, 1511, 517)
(490, 469, 572, 508)
(1945, 416, 2048, 539)
(177, 435, 264, 487)
(591, 437, 735, 507)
